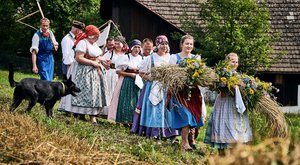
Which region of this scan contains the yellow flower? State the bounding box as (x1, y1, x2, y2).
(220, 77, 227, 82)
(197, 69, 204, 74)
(188, 64, 195, 70)
(187, 59, 196, 65)
(227, 76, 240, 89)
(262, 83, 270, 90)
(192, 71, 199, 78)
(200, 62, 205, 66)
(226, 65, 232, 70)
(249, 89, 254, 95)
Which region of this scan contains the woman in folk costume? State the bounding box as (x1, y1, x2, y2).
(130, 38, 154, 135)
(138, 35, 179, 141)
(68, 25, 108, 124)
(108, 39, 143, 124)
(204, 53, 252, 156)
(168, 34, 206, 151)
(101, 36, 127, 118)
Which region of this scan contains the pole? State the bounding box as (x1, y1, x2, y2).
(36, 0, 45, 18)
(16, 10, 40, 22)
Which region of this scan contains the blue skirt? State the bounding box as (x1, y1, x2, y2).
(169, 96, 204, 129)
(140, 81, 173, 128)
(131, 84, 178, 138)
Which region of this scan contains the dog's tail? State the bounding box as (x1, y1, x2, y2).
(9, 64, 18, 87)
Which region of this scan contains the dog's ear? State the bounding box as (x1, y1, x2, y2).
(62, 74, 68, 81)
(67, 75, 72, 82)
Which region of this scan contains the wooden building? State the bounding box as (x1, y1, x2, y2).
(100, 0, 300, 112)
(100, 0, 192, 52)
(257, 0, 300, 112)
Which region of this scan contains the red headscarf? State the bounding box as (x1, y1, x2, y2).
(73, 25, 100, 47)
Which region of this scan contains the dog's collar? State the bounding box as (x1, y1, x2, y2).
(60, 82, 65, 95)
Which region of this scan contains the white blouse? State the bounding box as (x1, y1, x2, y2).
(103, 50, 125, 64)
(115, 54, 143, 71)
(139, 52, 170, 73)
(75, 39, 102, 57)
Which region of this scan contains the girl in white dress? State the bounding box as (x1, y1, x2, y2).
(108, 39, 143, 124)
(101, 36, 127, 118)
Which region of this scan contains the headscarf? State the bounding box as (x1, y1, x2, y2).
(130, 39, 141, 50)
(73, 25, 100, 47)
(154, 35, 169, 53)
(155, 35, 168, 46)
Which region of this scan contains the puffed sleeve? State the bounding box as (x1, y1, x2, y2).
(115, 55, 129, 71)
(75, 40, 87, 54)
(169, 54, 178, 65)
(30, 33, 39, 53)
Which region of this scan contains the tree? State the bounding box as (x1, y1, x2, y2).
(180, 0, 280, 74)
(0, 0, 103, 55)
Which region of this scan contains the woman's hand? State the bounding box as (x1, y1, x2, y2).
(90, 60, 100, 67)
(130, 73, 137, 78)
(102, 60, 112, 70)
(32, 65, 38, 74)
(139, 73, 152, 81)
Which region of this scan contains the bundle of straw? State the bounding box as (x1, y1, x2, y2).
(151, 64, 218, 94)
(253, 96, 289, 138)
(150, 64, 188, 94)
(195, 67, 218, 87)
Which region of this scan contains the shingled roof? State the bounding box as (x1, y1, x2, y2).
(264, 0, 300, 73)
(136, 0, 300, 73)
(136, 0, 204, 30)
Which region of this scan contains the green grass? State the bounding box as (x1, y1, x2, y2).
(1, 59, 300, 164)
(286, 114, 300, 140)
(0, 67, 212, 164)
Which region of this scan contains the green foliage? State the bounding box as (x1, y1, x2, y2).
(248, 111, 271, 144)
(179, 0, 281, 74)
(0, 0, 103, 55)
(285, 114, 300, 141)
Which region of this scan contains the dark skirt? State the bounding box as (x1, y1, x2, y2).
(116, 76, 140, 123)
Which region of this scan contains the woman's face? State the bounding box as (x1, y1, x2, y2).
(114, 41, 124, 51)
(229, 56, 239, 70)
(87, 35, 99, 44)
(181, 38, 194, 54)
(131, 45, 141, 56)
(157, 42, 168, 54)
(41, 20, 49, 33)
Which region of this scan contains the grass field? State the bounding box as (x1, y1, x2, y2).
(1, 54, 300, 164)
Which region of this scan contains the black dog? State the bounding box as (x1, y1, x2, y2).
(9, 65, 80, 117)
